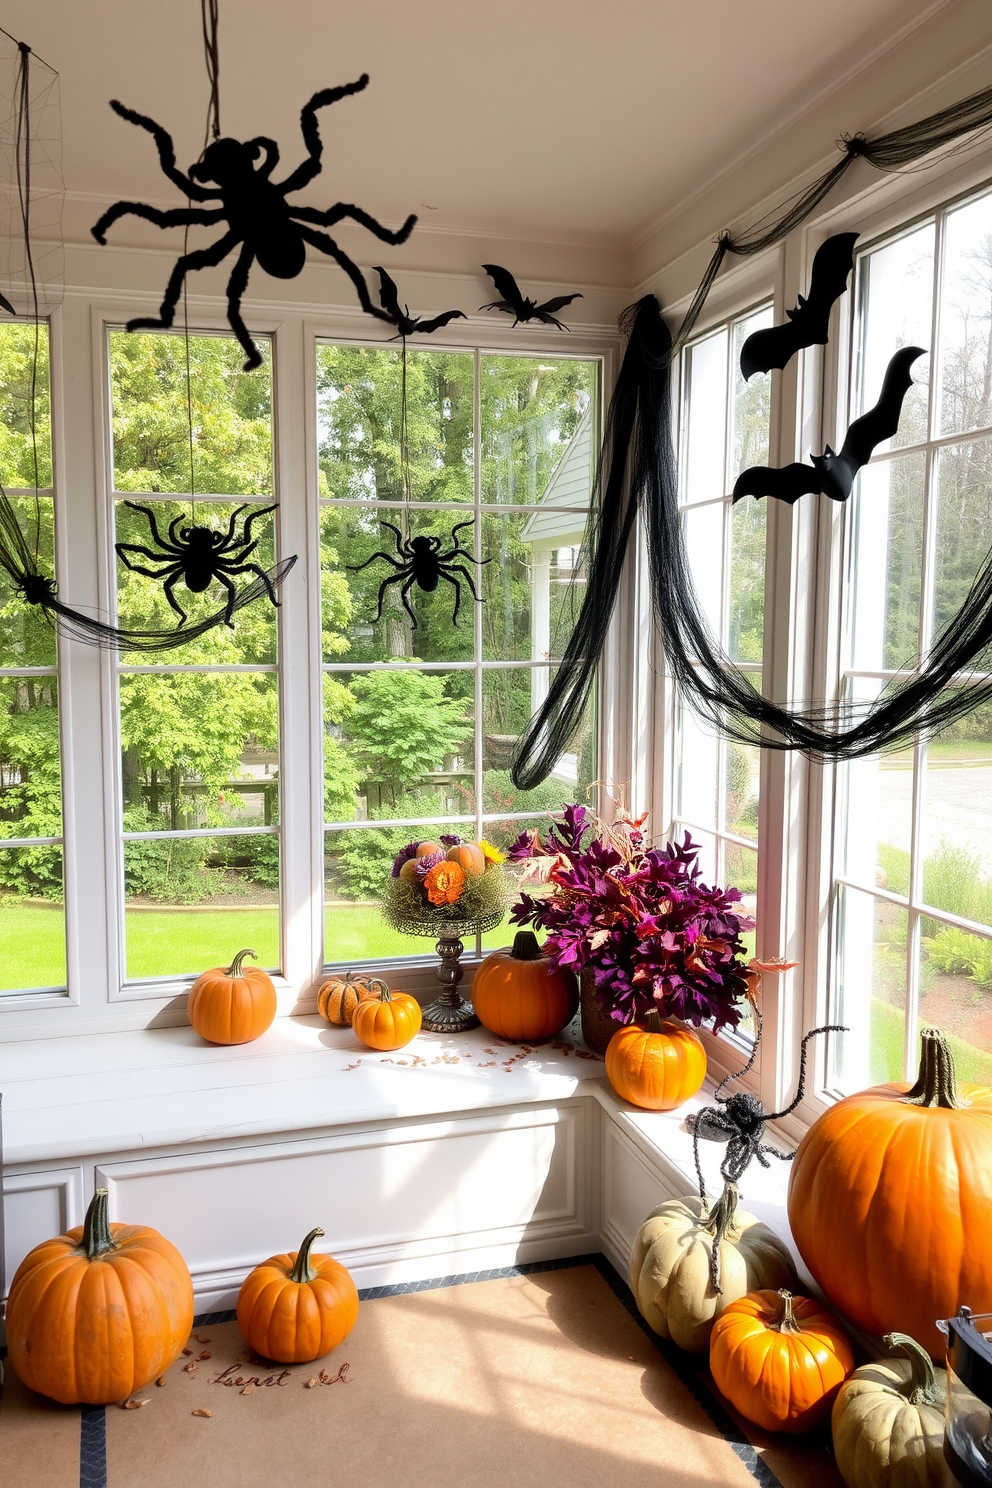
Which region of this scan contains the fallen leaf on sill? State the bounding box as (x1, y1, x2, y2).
(241, 1384, 256, 1396)
(120, 1397, 150, 1410)
(192, 1407, 212, 1418)
(304, 1377, 318, 1389)
(319, 1370, 331, 1384)
(196, 1352, 211, 1361)
(193, 1334, 211, 1344)
(182, 1348, 193, 1357)
(184, 1362, 198, 1375)
(155, 1377, 167, 1388)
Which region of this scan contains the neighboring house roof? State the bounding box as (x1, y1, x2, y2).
(521, 405, 593, 550)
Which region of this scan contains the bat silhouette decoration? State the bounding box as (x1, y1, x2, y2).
(739, 232, 859, 380)
(374, 267, 466, 338)
(733, 345, 925, 505)
(480, 264, 582, 331)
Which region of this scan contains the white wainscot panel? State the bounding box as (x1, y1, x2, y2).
(98, 1101, 595, 1308)
(3, 1167, 85, 1285)
(601, 1121, 683, 1278)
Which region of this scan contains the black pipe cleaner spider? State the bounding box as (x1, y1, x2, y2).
(116, 502, 282, 627)
(349, 520, 490, 629)
(91, 77, 417, 371)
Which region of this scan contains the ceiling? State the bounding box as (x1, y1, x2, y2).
(0, 0, 972, 254)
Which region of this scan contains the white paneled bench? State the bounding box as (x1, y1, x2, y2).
(0, 1017, 806, 1320)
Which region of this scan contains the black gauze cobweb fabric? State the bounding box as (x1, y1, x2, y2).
(511, 75, 992, 790)
(511, 297, 992, 790)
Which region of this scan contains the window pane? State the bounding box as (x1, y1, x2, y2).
(920, 727, 992, 920)
(838, 741, 913, 897)
(124, 832, 279, 979)
(0, 321, 52, 488)
(831, 886, 908, 1088)
(120, 672, 277, 831)
(677, 701, 719, 831)
(115, 499, 280, 665)
(725, 741, 759, 843)
(729, 500, 765, 663)
(922, 924, 992, 1081)
(0, 494, 57, 666)
(110, 331, 272, 495)
(482, 665, 596, 815)
(856, 223, 933, 448)
(731, 308, 772, 481)
(682, 330, 728, 505)
(849, 452, 925, 671)
(317, 344, 474, 504)
(933, 436, 992, 647)
(683, 503, 725, 633)
(0, 847, 65, 991)
(939, 187, 992, 437)
(481, 356, 596, 506)
(0, 676, 61, 838)
(481, 513, 588, 664)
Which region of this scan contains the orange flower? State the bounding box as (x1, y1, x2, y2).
(424, 861, 466, 906)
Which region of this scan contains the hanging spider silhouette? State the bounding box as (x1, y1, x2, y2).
(116, 502, 285, 627)
(91, 77, 417, 371)
(349, 519, 490, 629)
(686, 1014, 846, 1289)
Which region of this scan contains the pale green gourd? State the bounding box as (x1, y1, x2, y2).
(831, 1332, 953, 1488)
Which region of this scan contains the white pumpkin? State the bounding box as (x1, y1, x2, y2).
(628, 1181, 796, 1354)
(832, 1332, 953, 1488)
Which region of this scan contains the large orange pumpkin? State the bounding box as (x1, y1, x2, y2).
(352, 986, 422, 1050)
(316, 973, 388, 1027)
(5, 1188, 194, 1404)
(709, 1289, 854, 1434)
(605, 1011, 707, 1110)
(237, 1226, 359, 1364)
(471, 931, 579, 1042)
(187, 948, 277, 1044)
(787, 1026, 992, 1356)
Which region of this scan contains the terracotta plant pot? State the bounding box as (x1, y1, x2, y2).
(580, 967, 633, 1055)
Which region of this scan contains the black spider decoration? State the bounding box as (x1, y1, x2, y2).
(116, 502, 283, 627)
(374, 268, 466, 339)
(686, 1015, 846, 1290)
(348, 519, 490, 629)
(91, 78, 417, 371)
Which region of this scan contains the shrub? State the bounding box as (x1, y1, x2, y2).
(331, 791, 445, 901)
(122, 807, 213, 903)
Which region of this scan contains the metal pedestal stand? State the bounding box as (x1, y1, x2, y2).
(383, 908, 505, 1034)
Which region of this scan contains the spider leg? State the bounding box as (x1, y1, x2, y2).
(104, 101, 217, 200)
(290, 203, 417, 246)
(92, 202, 225, 245)
(758, 1144, 795, 1162)
(224, 244, 264, 372)
(162, 571, 190, 625)
(225, 539, 261, 566)
(436, 544, 493, 566)
(222, 563, 281, 609)
(398, 574, 419, 629)
(115, 549, 178, 579)
(123, 501, 183, 555)
(296, 227, 394, 323)
(246, 138, 280, 178)
(347, 550, 405, 574)
(240, 504, 277, 546)
(217, 504, 250, 548)
(441, 563, 482, 603)
(126, 233, 241, 337)
(279, 78, 371, 194)
(214, 572, 240, 628)
(368, 569, 409, 624)
(448, 519, 477, 547)
(437, 569, 464, 627)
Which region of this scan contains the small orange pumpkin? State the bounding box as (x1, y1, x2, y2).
(471, 931, 578, 1042)
(316, 973, 388, 1027)
(605, 1011, 707, 1110)
(415, 840, 443, 858)
(5, 1188, 194, 1404)
(709, 1289, 854, 1434)
(445, 842, 486, 877)
(187, 948, 277, 1044)
(237, 1226, 359, 1364)
(352, 986, 422, 1050)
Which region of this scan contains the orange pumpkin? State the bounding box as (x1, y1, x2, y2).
(709, 1289, 854, 1434)
(605, 1011, 707, 1110)
(317, 973, 388, 1027)
(445, 842, 486, 877)
(471, 931, 578, 1042)
(352, 986, 422, 1050)
(788, 1026, 992, 1356)
(237, 1226, 359, 1364)
(5, 1188, 194, 1404)
(187, 948, 277, 1044)
(415, 841, 443, 858)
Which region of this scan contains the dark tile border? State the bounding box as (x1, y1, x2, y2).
(73, 1253, 787, 1488)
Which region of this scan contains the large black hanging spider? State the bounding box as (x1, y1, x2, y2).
(348, 519, 490, 629)
(116, 502, 283, 627)
(91, 77, 417, 371)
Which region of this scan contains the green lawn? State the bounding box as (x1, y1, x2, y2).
(870, 995, 992, 1084)
(0, 900, 66, 990)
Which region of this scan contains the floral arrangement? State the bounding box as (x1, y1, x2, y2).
(507, 804, 757, 1032)
(383, 833, 508, 927)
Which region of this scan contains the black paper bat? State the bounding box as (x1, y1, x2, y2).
(374, 268, 466, 338)
(732, 345, 925, 505)
(480, 264, 582, 331)
(739, 232, 859, 380)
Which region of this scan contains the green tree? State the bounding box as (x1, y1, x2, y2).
(345, 669, 470, 801)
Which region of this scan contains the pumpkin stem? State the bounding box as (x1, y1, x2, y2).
(376, 987, 393, 1003)
(643, 1009, 666, 1035)
(226, 948, 258, 978)
(771, 1290, 802, 1334)
(511, 931, 543, 961)
(81, 1188, 117, 1260)
(290, 1227, 325, 1285)
(703, 1182, 739, 1296)
(883, 1332, 941, 1406)
(902, 1027, 963, 1109)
